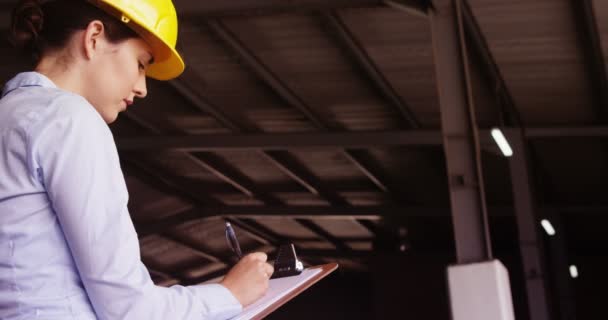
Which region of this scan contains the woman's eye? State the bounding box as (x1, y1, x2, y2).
(138, 62, 145, 71)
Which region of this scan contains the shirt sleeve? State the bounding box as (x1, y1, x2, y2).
(31, 94, 242, 320)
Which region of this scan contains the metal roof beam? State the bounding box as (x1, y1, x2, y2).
(184, 154, 351, 250)
(187, 152, 283, 204)
(120, 114, 281, 245)
(120, 112, 223, 206)
(137, 201, 607, 238)
(523, 126, 608, 138)
(117, 130, 444, 151)
(571, 0, 608, 121)
(384, 0, 430, 17)
(456, 2, 561, 242)
(123, 112, 289, 243)
(124, 161, 282, 245)
(174, 0, 384, 18)
(459, 1, 523, 127)
(356, 219, 380, 236)
(118, 126, 608, 151)
(122, 157, 223, 206)
(295, 219, 352, 251)
(386, 1, 522, 126)
(135, 205, 386, 238)
(320, 11, 421, 129)
(173, 0, 431, 17)
(206, 20, 327, 129)
(261, 151, 349, 205)
(341, 149, 415, 201)
(135, 205, 524, 237)
(318, 9, 453, 199)
(430, 0, 492, 263)
(507, 131, 552, 319)
(168, 72, 244, 132)
(121, 113, 254, 204)
(205, 20, 397, 195)
(165, 50, 353, 206)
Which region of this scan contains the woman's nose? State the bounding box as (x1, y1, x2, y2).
(133, 74, 148, 98)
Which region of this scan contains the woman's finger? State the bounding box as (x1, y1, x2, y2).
(246, 252, 268, 262)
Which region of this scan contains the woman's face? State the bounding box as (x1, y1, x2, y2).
(84, 36, 153, 123)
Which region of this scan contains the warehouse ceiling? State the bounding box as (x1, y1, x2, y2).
(0, 0, 606, 316)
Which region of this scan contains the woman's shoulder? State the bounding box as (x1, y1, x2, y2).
(46, 88, 102, 122)
(3, 86, 104, 132)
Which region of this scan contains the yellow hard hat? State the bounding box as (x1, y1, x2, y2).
(88, 0, 185, 80)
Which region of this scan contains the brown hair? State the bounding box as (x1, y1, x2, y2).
(10, 0, 138, 62)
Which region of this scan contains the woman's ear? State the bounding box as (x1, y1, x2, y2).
(83, 20, 105, 60)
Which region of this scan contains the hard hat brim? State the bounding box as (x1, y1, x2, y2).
(140, 31, 185, 81)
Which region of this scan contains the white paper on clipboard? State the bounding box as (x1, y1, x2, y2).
(229, 268, 323, 320)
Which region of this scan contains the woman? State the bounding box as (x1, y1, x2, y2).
(0, 0, 273, 319)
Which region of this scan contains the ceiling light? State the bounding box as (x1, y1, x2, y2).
(540, 219, 556, 236)
(491, 128, 513, 157)
(569, 265, 579, 279)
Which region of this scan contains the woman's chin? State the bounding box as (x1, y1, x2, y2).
(103, 111, 120, 124)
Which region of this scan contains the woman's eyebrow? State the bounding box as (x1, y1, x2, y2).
(147, 52, 155, 65)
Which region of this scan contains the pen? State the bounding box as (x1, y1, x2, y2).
(225, 222, 243, 260)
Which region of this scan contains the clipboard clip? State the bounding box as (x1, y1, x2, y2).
(271, 243, 304, 279)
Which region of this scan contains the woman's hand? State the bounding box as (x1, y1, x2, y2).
(220, 252, 274, 307)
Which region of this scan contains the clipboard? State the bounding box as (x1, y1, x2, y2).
(231, 263, 338, 320)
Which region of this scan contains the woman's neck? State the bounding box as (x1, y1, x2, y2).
(35, 53, 87, 97)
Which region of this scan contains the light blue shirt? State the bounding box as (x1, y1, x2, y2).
(0, 72, 242, 320)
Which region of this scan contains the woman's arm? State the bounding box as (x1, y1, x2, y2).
(33, 95, 257, 320)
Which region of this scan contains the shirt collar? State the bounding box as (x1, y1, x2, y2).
(2, 72, 57, 97)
